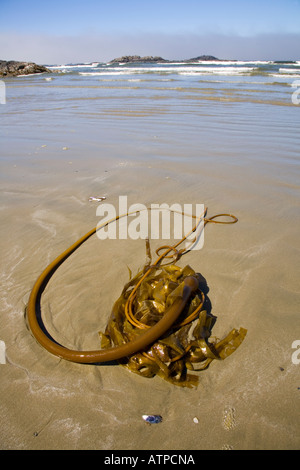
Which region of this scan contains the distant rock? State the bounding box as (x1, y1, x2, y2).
(109, 55, 167, 64)
(186, 55, 220, 62)
(0, 60, 51, 77)
(108, 54, 220, 64)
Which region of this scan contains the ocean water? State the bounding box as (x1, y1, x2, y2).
(2, 59, 299, 179)
(1, 59, 300, 449)
(7, 60, 300, 113)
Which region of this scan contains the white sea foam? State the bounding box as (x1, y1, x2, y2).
(178, 66, 255, 75)
(17, 73, 44, 77)
(279, 68, 300, 73)
(279, 62, 300, 67)
(270, 73, 300, 79)
(195, 60, 273, 65)
(116, 65, 254, 73)
(79, 71, 134, 76)
(79, 65, 256, 77)
(158, 60, 272, 66)
(48, 63, 100, 69)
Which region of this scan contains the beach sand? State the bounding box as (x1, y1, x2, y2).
(0, 74, 299, 450)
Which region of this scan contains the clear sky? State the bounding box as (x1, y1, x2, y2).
(0, 0, 299, 63)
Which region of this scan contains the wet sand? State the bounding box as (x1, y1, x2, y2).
(0, 73, 299, 450)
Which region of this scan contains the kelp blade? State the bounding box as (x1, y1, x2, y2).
(99, 264, 247, 387)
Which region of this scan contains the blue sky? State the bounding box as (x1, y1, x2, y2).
(0, 0, 299, 63)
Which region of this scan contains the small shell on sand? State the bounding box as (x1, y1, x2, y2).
(142, 415, 162, 424)
(88, 196, 106, 202)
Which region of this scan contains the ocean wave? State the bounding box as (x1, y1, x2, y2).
(195, 60, 274, 65)
(16, 72, 45, 77)
(270, 73, 300, 79)
(79, 71, 134, 76)
(48, 63, 100, 69)
(156, 60, 273, 66)
(277, 61, 300, 67)
(116, 65, 254, 73)
(79, 65, 256, 77)
(47, 61, 300, 82)
(179, 67, 255, 76)
(279, 68, 300, 74)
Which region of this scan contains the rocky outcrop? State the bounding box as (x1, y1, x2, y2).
(187, 55, 219, 61)
(109, 55, 167, 64)
(0, 60, 51, 77)
(108, 54, 220, 64)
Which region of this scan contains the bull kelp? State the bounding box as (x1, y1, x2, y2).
(100, 237, 247, 387)
(27, 206, 247, 387)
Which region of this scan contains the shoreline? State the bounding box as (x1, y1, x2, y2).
(2, 56, 299, 77)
